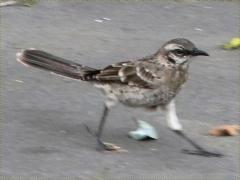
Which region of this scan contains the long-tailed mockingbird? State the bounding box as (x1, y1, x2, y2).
(16, 38, 223, 157)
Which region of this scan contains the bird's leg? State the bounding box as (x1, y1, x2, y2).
(173, 130, 223, 157)
(96, 101, 123, 151)
(164, 100, 223, 157)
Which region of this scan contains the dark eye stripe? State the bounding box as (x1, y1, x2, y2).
(173, 49, 191, 56)
(183, 50, 192, 55)
(173, 49, 184, 56)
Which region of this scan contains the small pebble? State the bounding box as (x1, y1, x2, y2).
(194, 28, 203, 31)
(15, 80, 23, 83)
(94, 19, 103, 23)
(59, 130, 67, 134)
(150, 148, 158, 151)
(102, 17, 111, 21)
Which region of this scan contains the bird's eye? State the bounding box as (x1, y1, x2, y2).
(174, 49, 184, 56)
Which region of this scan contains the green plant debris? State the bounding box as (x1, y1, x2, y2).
(223, 37, 240, 50)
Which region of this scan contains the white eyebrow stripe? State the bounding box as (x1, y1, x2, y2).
(164, 44, 184, 51)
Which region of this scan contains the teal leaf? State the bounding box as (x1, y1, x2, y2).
(128, 120, 158, 140)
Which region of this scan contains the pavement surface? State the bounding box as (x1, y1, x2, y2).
(1, 0, 239, 179)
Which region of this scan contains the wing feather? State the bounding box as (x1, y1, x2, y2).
(94, 57, 164, 88)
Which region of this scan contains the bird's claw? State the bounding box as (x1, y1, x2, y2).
(97, 140, 127, 152)
(85, 124, 127, 152)
(181, 149, 223, 157)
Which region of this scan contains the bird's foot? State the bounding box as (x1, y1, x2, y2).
(181, 149, 223, 157)
(97, 140, 127, 152)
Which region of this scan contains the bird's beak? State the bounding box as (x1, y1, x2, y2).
(191, 48, 209, 56)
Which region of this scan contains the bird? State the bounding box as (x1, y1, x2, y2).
(16, 38, 222, 157)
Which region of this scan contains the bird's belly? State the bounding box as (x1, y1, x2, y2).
(95, 83, 178, 107)
(118, 87, 177, 107)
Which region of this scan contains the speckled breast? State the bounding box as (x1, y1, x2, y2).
(117, 85, 181, 107)
(97, 83, 182, 107)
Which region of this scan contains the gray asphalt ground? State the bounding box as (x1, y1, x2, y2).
(1, 0, 239, 179)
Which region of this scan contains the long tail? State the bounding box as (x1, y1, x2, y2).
(16, 49, 99, 80)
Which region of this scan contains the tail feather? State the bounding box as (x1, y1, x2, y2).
(17, 49, 99, 80)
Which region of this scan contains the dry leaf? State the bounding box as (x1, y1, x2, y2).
(209, 125, 240, 136)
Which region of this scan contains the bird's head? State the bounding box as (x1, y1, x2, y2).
(159, 38, 209, 65)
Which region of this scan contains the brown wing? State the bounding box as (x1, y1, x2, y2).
(93, 59, 164, 88)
